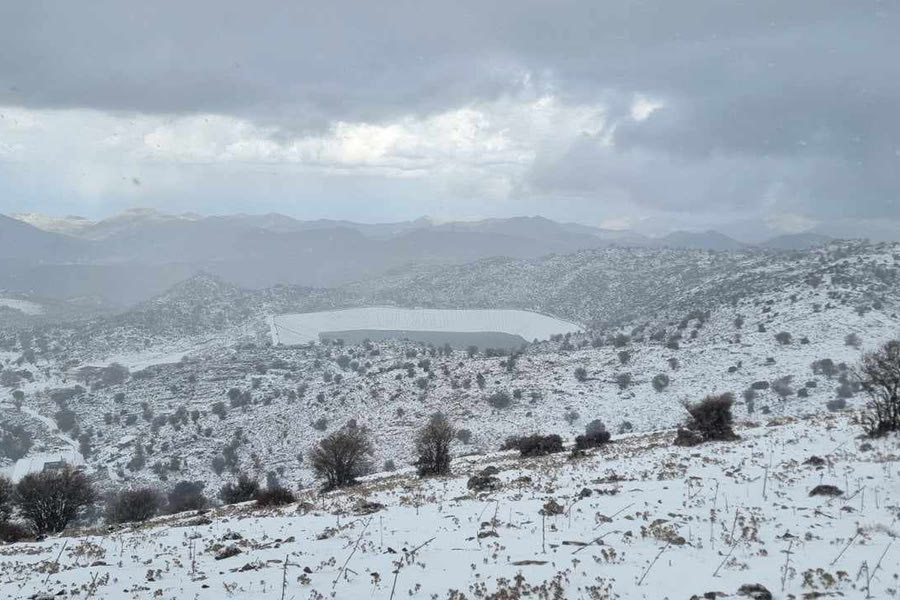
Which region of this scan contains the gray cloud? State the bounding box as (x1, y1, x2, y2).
(1, 1, 898, 234)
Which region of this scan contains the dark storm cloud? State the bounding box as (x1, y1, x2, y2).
(1, 0, 898, 226)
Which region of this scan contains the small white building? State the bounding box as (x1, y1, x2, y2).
(8, 449, 86, 483)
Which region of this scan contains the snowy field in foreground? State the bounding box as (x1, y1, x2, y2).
(1, 411, 896, 599)
(271, 307, 581, 345)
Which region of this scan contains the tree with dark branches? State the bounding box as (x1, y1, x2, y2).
(310, 426, 373, 490)
(415, 413, 454, 477)
(856, 340, 900, 437)
(14, 467, 95, 534)
(0, 475, 12, 523)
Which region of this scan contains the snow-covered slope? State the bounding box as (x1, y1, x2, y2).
(1, 411, 895, 599)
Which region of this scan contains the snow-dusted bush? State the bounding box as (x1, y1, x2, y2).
(105, 487, 163, 524)
(486, 391, 512, 409)
(415, 414, 454, 477)
(651, 373, 670, 392)
(310, 427, 373, 490)
(575, 420, 611, 450)
(574, 367, 588, 382)
(54, 408, 77, 432)
(166, 481, 207, 514)
(677, 393, 738, 444)
(15, 468, 96, 534)
(772, 376, 794, 399)
(845, 333, 862, 348)
(219, 474, 260, 505)
(516, 434, 564, 457)
(612, 333, 630, 348)
(812, 358, 837, 378)
(858, 340, 900, 436)
(255, 485, 295, 507)
(775, 331, 792, 345)
(0, 475, 11, 523)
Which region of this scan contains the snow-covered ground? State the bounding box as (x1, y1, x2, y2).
(272, 307, 581, 345)
(1, 410, 896, 599)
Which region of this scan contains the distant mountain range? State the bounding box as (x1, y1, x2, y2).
(2, 209, 835, 307)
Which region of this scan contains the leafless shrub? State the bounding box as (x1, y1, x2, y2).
(310, 427, 373, 490)
(678, 393, 738, 444)
(255, 485, 295, 507)
(219, 474, 260, 505)
(415, 413, 454, 477)
(14, 467, 96, 534)
(105, 487, 163, 524)
(856, 340, 900, 436)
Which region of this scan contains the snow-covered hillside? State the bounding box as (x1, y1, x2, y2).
(1, 240, 899, 599)
(1, 411, 896, 599)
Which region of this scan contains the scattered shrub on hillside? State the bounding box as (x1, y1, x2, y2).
(772, 375, 794, 399)
(0, 520, 29, 543)
(516, 434, 564, 457)
(751, 381, 770, 390)
(255, 485, 295, 508)
(312, 417, 328, 431)
(476, 373, 486, 389)
(0, 475, 12, 523)
(211, 401, 227, 420)
(415, 413, 454, 477)
(651, 373, 670, 392)
(612, 334, 630, 348)
(836, 381, 855, 399)
(617, 421, 633, 434)
(812, 358, 838, 378)
(383, 459, 396, 471)
(617, 350, 631, 365)
(615, 373, 632, 389)
(775, 331, 792, 345)
(166, 481, 207, 514)
(667, 357, 680, 370)
(105, 488, 163, 524)
(54, 408, 77, 432)
(0, 423, 32, 461)
(675, 393, 738, 446)
(14, 467, 96, 534)
(857, 340, 900, 436)
(310, 427, 373, 490)
(559, 408, 577, 425)
(575, 420, 611, 450)
(455, 428, 472, 444)
(486, 391, 512, 409)
(845, 333, 862, 348)
(574, 367, 588, 382)
(826, 398, 847, 412)
(219, 474, 260, 505)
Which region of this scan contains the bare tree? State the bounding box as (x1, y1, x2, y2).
(14, 468, 95, 534)
(0, 475, 12, 522)
(310, 427, 373, 490)
(856, 340, 900, 436)
(415, 413, 454, 477)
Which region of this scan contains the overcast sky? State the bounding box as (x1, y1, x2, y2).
(1, 1, 898, 239)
